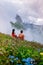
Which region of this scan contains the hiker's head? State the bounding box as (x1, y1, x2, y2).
(20, 30, 23, 33)
(12, 29, 15, 33)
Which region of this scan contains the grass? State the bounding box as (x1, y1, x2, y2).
(0, 33, 43, 65)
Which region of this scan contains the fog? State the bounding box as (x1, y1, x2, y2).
(0, 0, 43, 44)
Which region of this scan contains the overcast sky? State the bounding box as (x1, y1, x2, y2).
(0, 0, 43, 33)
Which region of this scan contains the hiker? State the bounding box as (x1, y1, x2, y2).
(11, 29, 17, 38)
(18, 30, 24, 40)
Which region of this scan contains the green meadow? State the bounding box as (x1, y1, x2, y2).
(0, 33, 43, 65)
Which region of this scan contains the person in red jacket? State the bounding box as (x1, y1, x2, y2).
(11, 29, 17, 38)
(18, 30, 24, 40)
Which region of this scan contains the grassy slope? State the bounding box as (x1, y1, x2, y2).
(0, 33, 43, 65)
(0, 33, 43, 49)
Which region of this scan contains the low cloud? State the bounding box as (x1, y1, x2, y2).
(0, 0, 43, 33)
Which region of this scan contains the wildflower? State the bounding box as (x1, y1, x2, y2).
(40, 52, 43, 55)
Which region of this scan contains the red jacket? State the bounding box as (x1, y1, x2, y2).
(12, 32, 17, 37)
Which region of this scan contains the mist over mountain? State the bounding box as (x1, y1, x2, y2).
(10, 15, 43, 44)
(24, 23, 43, 44)
(0, 0, 43, 44)
(11, 14, 43, 33)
